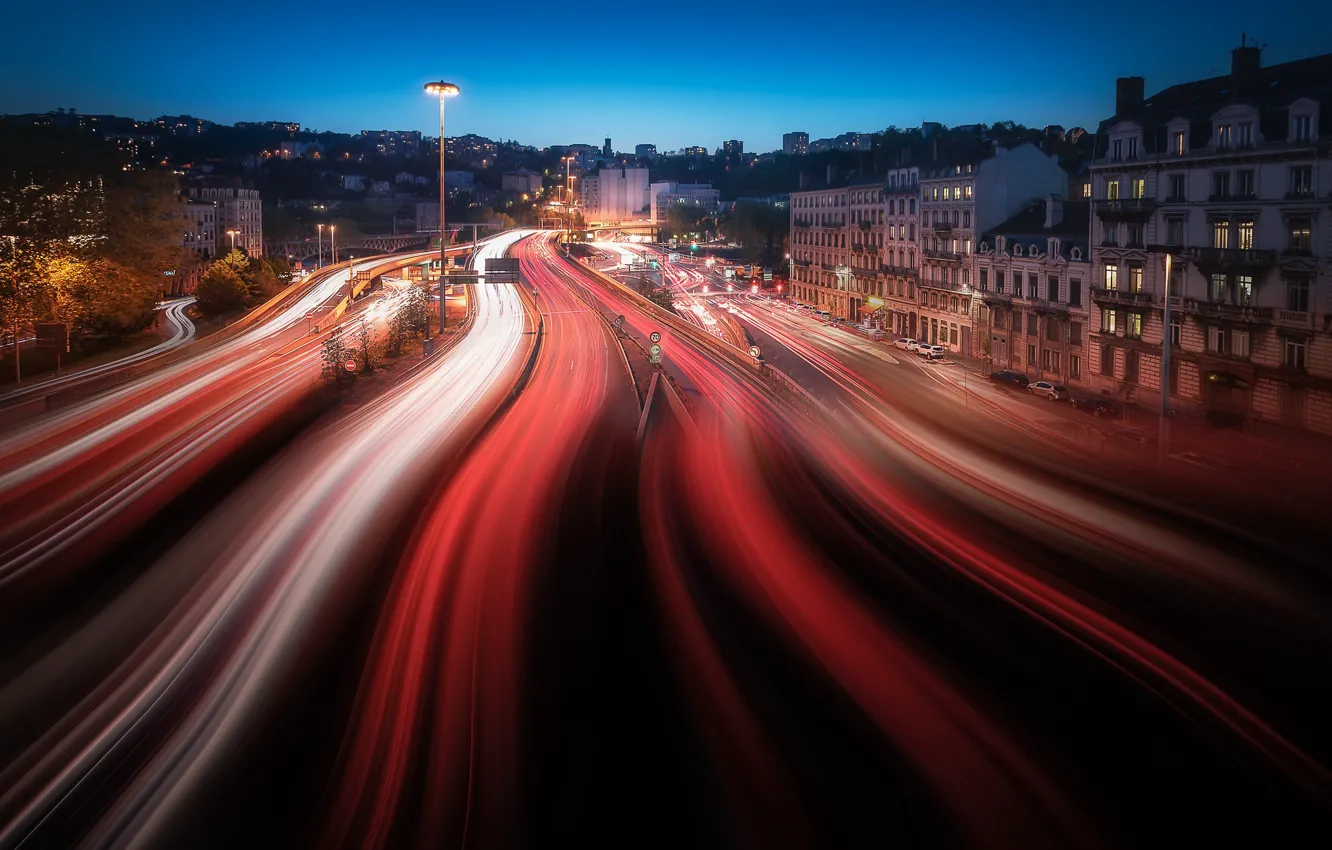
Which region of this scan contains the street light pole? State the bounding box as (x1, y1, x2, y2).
(1159, 252, 1173, 464)
(317, 223, 324, 269)
(426, 81, 460, 333)
(227, 229, 238, 251)
(330, 225, 337, 265)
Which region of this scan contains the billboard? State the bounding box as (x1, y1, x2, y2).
(35, 322, 70, 353)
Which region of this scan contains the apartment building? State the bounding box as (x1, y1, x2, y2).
(882, 166, 920, 335)
(783, 132, 809, 155)
(976, 197, 1092, 386)
(187, 185, 262, 256)
(177, 198, 217, 295)
(1090, 44, 1332, 432)
(917, 144, 1068, 354)
(789, 186, 852, 317)
(847, 182, 886, 321)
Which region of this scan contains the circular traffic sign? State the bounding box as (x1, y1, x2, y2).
(649, 344, 663, 356)
(650, 331, 661, 343)
(305, 312, 315, 320)
(614, 315, 624, 327)
(345, 359, 357, 372)
(748, 346, 761, 359)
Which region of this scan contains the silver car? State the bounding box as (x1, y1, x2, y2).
(1027, 381, 1070, 401)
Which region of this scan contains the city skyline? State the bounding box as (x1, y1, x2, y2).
(5, 2, 1327, 150)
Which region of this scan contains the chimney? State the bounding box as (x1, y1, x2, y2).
(1044, 195, 1064, 229)
(1115, 77, 1145, 116)
(1231, 34, 1262, 88)
(826, 163, 838, 185)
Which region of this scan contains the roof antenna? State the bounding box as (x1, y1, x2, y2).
(1241, 32, 1246, 47)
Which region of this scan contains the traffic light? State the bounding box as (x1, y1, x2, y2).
(649, 259, 658, 269)
(690, 242, 697, 252)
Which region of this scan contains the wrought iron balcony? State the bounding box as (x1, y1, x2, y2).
(1185, 247, 1278, 269)
(980, 289, 1013, 304)
(1182, 299, 1273, 323)
(1091, 287, 1154, 306)
(1094, 197, 1157, 220)
(932, 221, 953, 232)
(1029, 297, 1070, 315)
(922, 248, 962, 262)
(880, 264, 916, 276)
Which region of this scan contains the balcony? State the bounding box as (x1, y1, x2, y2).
(932, 221, 953, 232)
(886, 181, 919, 195)
(1091, 287, 1154, 307)
(1029, 298, 1070, 316)
(1182, 299, 1273, 323)
(791, 258, 811, 267)
(981, 289, 1013, 305)
(858, 220, 872, 230)
(881, 264, 916, 277)
(1186, 247, 1278, 271)
(1276, 309, 1313, 327)
(922, 248, 962, 262)
(1094, 197, 1156, 221)
(921, 278, 965, 292)
(1285, 189, 1315, 201)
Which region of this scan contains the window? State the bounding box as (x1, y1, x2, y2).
(1236, 169, 1254, 197)
(1103, 223, 1118, 246)
(931, 187, 939, 201)
(1285, 338, 1307, 369)
(1028, 343, 1037, 364)
(1127, 137, 1139, 160)
(1216, 124, 1232, 148)
(941, 187, 950, 201)
(1211, 220, 1230, 250)
(1027, 273, 1038, 299)
(1104, 265, 1119, 290)
(1071, 354, 1081, 378)
(1232, 330, 1251, 358)
(1237, 219, 1254, 250)
(1211, 274, 1228, 302)
(962, 210, 971, 228)
(1043, 349, 1062, 373)
(1044, 319, 1061, 342)
(1082, 182, 1091, 198)
(1131, 178, 1145, 199)
(1127, 223, 1144, 247)
(1112, 139, 1122, 161)
(1169, 316, 1181, 347)
(909, 199, 916, 214)
(1100, 344, 1115, 375)
(1124, 350, 1139, 383)
(1237, 121, 1253, 147)
(1211, 171, 1230, 199)
(1106, 179, 1120, 200)
(949, 324, 958, 345)
(1172, 130, 1186, 155)
(1069, 278, 1082, 307)
(1070, 321, 1083, 344)
(1168, 173, 1186, 200)
(1011, 312, 1021, 331)
(1101, 309, 1117, 333)
(1047, 275, 1059, 301)
(1286, 274, 1310, 311)
(1288, 217, 1312, 252)
(1166, 216, 1185, 246)
(1207, 325, 1225, 354)
(1291, 114, 1312, 142)
(963, 238, 972, 255)
(1027, 313, 1038, 336)
(1289, 166, 1313, 196)
(965, 185, 973, 200)
(1126, 312, 1142, 338)
(1128, 264, 1143, 292)
(979, 269, 989, 290)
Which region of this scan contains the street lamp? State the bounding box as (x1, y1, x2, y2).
(227, 229, 239, 251)
(317, 223, 325, 269)
(330, 225, 337, 265)
(425, 80, 460, 334)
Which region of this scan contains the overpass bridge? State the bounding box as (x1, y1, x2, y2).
(267, 234, 429, 263)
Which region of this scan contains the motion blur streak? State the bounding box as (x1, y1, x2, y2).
(321, 233, 638, 849)
(0, 233, 533, 850)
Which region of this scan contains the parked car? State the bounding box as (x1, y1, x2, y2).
(916, 344, 947, 360)
(988, 370, 1030, 387)
(1071, 397, 1121, 418)
(1027, 381, 1070, 401)
(893, 338, 918, 350)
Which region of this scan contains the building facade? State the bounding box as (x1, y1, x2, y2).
(882, 167, 921, 336)
(783, 132, 809, 155)
(1090, 45, 1332, 433)
(789, 186, 851, 317)
(501, 169, 542, 194)
(584, 167, 649, 222)
(361, 130, 422, 157)
(188, 185, 262, 256)
(177, 199, 217, 295)
(650, 182, 721, 222)
(976, 198, 1092, 386)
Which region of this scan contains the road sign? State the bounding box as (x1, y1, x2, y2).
(763, 269, 773, 281)
(305, 312, 315, 320)
(35, 322, 70, 353)
(649, 343, 663, 363)
(748, 345, 761, 359)
(614, 314, 624, 327)
(345, 359, 357, 372)
(485, 257, 520, 275)
(649, 331, 661, 343)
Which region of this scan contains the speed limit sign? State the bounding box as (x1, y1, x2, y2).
(650, 331, 661, 343)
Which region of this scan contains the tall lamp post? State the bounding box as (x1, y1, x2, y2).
(425, 80, 460, 332)
(227, 229, 239, 252)
(330, 225, 337, 265)
(317, 223, 324, 269)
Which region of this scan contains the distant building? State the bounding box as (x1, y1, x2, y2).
(783, 131, 809, 155)
(683, 146, 708, 159)
(443, 170, 475, 191)
(920, 122, 945, 139)
(502, 168, 542, 194)
(603, 137, 613, 157)
(635, 143, 657, 160)
(187, 184, 262, 256)
(584, 167, 649, 222)
(280, 140, 323, 160)
(833, 131, 873, 151)
(155, 115, 209, 137)
(343, 174, 368, 192)
(361, 129, 422, 157)
(177, 199, 217, 295)
(722, 139, 743, 157)
(236, 121, 301, 132)
(446, 134, 498, 168)
(649, 182, 720, 223)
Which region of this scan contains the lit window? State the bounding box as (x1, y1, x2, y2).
(1106, 180, 1120, 200)
(1211, 220, 1230, 250)
(1101, 309, 1117, 333)
(1172, 130, 1186, 155)
(1104, 265, 1119, 290)
(1216, 125, 1232, 148)
(1082, 182, 1091, 198)
(1131, 178, 1145, 199)
(1237, 220, 1254, 250)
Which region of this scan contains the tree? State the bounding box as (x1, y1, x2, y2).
(356, 318, 376, 372)
(194, 262, 249, 315)
(400, 283, 431, 337)
(321, 332, 354, 385)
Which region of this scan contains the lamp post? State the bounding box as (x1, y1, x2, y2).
(425, 80, 460, 333)
(330, 225, 337, 265)
(227, 229, 239, 251)
(317, 223, 324, 269)
(1159, 251, 1174, 464)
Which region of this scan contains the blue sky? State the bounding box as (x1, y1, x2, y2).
(4, 1, 1329, 151)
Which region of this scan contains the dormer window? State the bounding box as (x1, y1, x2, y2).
(1237, 121, 1253, 147)
(1216, 124, 1232, 149)
(1013, 244, 1023, 257)
(1071, 247, 1082, 261)
(1291, 113, 1313, 142)
(1172, 130, 1186, 155)
(1111, 139, 1122, 161)
(1127, 137, 1138, 160)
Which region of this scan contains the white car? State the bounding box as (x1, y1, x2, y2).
(894, 338, 918, 350)
(916, 344, 946, 360)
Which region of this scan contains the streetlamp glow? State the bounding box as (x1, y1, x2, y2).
(425, 80, 461, 335)
(226, 229, 239, 251)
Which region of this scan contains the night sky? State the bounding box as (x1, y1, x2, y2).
(5, 0, 1329, 150)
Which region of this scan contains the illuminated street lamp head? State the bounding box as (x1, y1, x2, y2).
(425, 81, 460, 97)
